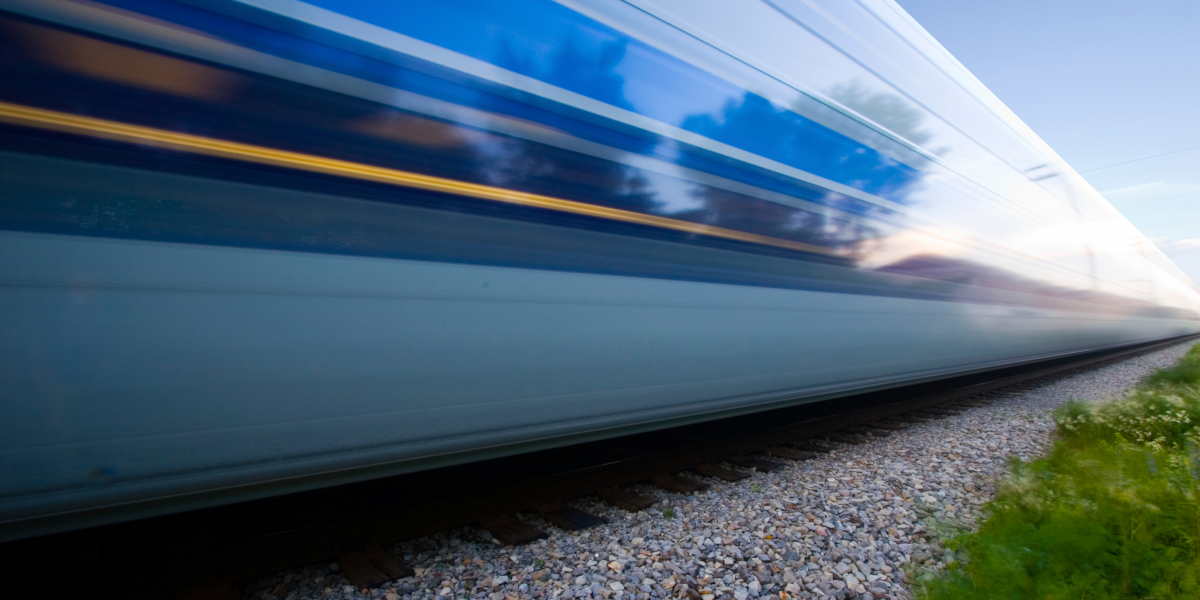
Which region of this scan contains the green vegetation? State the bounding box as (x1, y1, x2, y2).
(919, 344, 1200, 600)
(662, 507, 675, 518)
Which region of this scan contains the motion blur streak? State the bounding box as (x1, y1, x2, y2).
(4, 19, 239, 100)
(0, 0, 1197, 542)
(0, 101, 835, 255)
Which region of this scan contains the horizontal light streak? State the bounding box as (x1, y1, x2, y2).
(0, 101, 836, 256)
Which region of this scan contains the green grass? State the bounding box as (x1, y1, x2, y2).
(918, 343, 1200, 600)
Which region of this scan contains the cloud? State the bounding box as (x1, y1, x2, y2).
(1150, 236, 1200, 254)
(1101, 180, 1200, 198)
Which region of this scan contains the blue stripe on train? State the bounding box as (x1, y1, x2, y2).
(301, 0, 920, 203)
(103, 0, 920, 207)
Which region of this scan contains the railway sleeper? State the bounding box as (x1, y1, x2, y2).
(337, 546, 414, 590)
(866, 421, 907, 431)
(792, 441, 836, 453)
(533, 503, 607, 531)
(731, 456, 787, 472)
(844, 425, 886, 437)
(827, 433, 868, 445)
(476, 515, 549, 547)
(692, 463, 751, 482)
(909, 411, 946, 418)
(921, 408, 963, 416)
(596, 488, 657, 512)
(765, 447, 817, 461)
(647, 473, 709, 494)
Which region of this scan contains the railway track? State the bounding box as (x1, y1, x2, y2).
(5, 334, 1196, 599)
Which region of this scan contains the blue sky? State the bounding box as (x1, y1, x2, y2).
(896, 0, 1200, 285)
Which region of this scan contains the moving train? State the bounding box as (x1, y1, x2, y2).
(1, 0, 1197, 542)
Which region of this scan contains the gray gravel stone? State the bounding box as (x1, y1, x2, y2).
(245, 341, 1195, 600)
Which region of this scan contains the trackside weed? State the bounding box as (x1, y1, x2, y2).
(918, 344, 1200, 600)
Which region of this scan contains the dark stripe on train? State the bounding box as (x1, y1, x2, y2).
(0, 139, 1174, 319)
(0, 13, 887, 250)
(95, 0, 922, 205)
(0, 9, 1179, 318)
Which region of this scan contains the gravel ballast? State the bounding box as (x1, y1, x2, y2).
(248, 341, 1197, 600)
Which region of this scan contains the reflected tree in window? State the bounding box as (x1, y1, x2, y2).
(678, 92, 900, 254)
(486, 38, 659, 215)
(827, 80, 934, 147)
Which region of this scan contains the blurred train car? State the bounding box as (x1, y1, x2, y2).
(1, 0, 1197, 541)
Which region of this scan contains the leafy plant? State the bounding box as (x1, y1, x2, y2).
(919, 344, 1200, 600)
(1057, 345, 1200, 452)
(1146, 346, 1200, 388)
